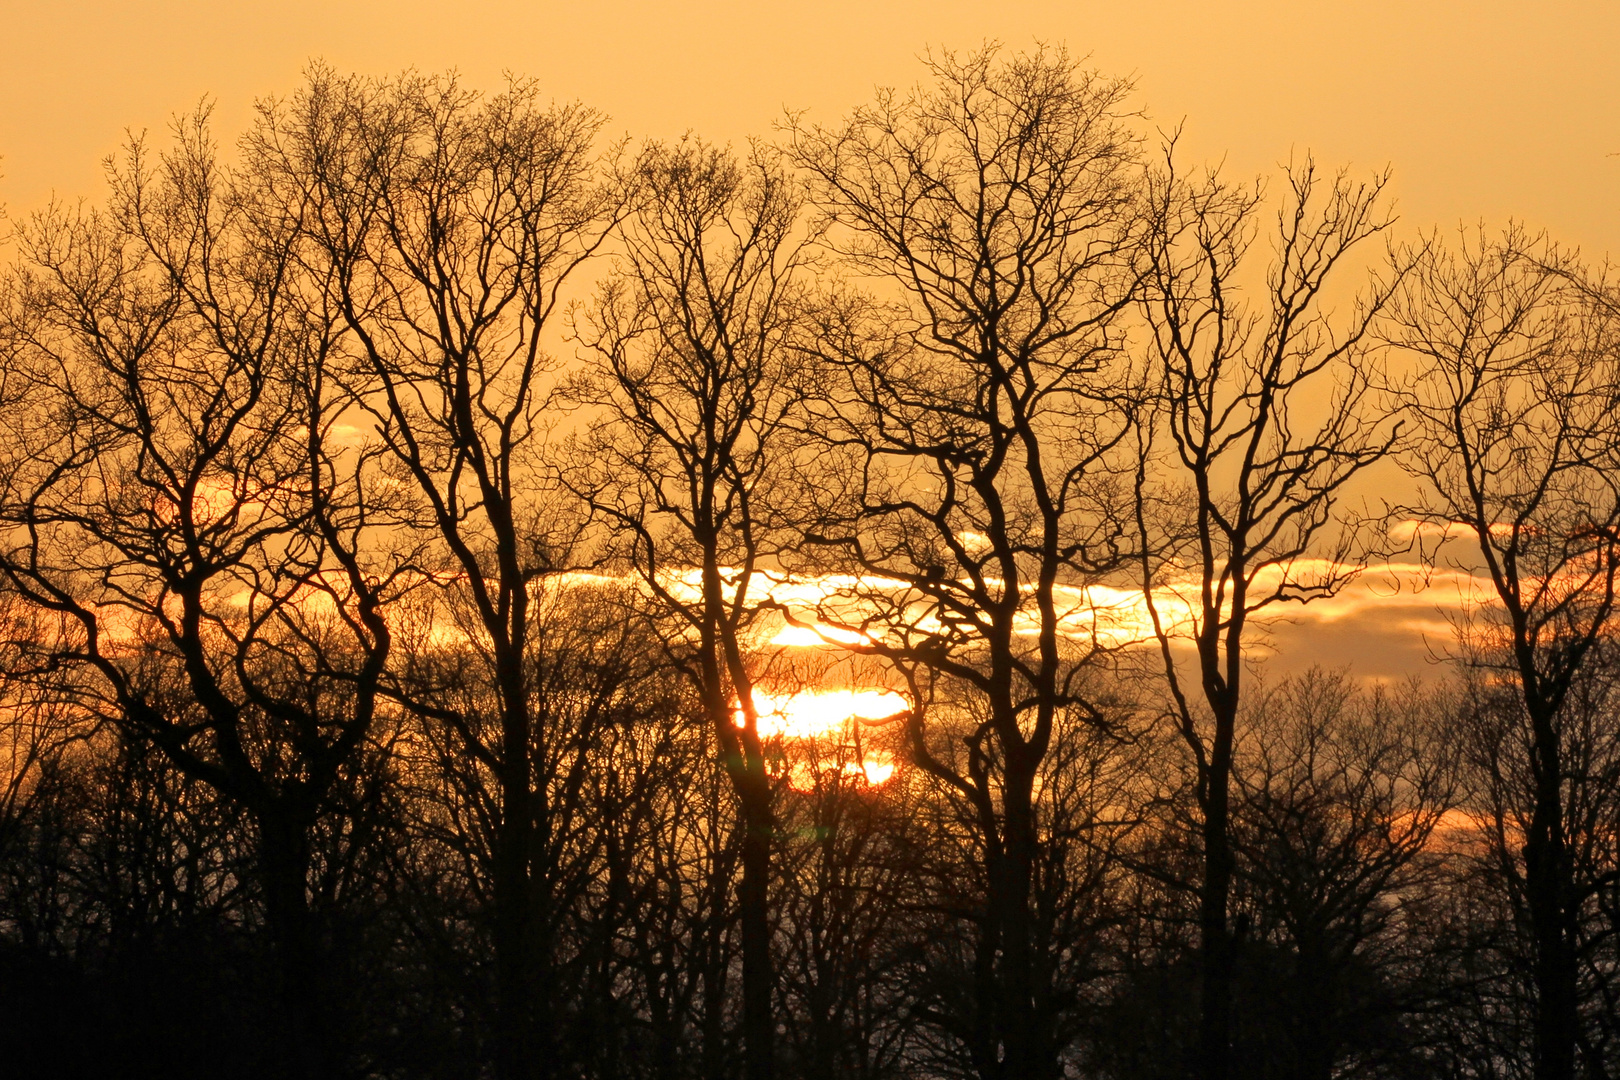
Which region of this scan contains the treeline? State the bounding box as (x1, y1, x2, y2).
(0, 45, 1618, 1080)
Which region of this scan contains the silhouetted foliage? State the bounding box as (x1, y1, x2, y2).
(0, 44, 1615, 1080)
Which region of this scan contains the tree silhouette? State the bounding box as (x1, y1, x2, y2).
(0, 51, 1613, 1080)
(1387, 228, 1620, 1080)
(0, 111, 411, 1079)
(245, 68, 624, 1080)
(788, 45, 1149, 1080)
(571, 135, 815, 1080)
(1132, 152, 1400, 1080)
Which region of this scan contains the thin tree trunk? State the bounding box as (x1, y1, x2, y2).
(739, 782, 776, 1080)
(496, 658, 537, 1080)
(1526, 707, 1576, 1080)
(973, 874, 1003, 1080)
(1199, 710, 1236, 1080)
(999, 758, 1048, 1080)
(702, 922, 727, 1080)
(698, 541, 776, 1080)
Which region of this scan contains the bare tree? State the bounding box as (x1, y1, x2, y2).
(570, 134, 814, 1080)
(1230, 669, 1458, 1079)
(10, 48, 1612, 1080)
(1386, 227, 1620, 1080)
(0, 599, 84, 872)
(1133, 154, 1400, 1080)
(394, 575, 693, 1077)
(787, 45, 1148, 1080)
(246, 68, 623, 1080)
(773, 722, 923, 1080)
(0, 112, 408, 1079)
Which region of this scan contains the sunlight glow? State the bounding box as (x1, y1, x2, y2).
(737, 688, 907, 789)
(109, 555, 1529, 796)
(745, 688, 909, 739)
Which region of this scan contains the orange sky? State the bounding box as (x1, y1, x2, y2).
(3, 1, 1614, 680)
(3, 1, 1618, 256)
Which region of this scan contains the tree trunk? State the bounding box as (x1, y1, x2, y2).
(1293, 939, 1337, 1080)
(699, 776, 730, 1080)
(971, 879, 1002, 1080)
(997, 756, 1051, 1080)
(1526, 708, 1576, 1080)
(1199, 712, 1236, 1080)
(259, 812, 334, 1080)
(495, 658, 537, 1080)
(739, 778, 776, 1080)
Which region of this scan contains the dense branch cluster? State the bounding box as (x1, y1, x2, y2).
(1, 47, 1618, 1080)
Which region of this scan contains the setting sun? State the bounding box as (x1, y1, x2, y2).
(2, 8, 1614, 1078)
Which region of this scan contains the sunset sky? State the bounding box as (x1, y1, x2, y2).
(4, 0, 1616, 681)
(3, 16, 1614, 1073)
